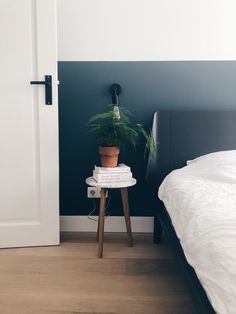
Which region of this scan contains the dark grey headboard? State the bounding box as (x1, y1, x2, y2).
(147, 111, 236, 186)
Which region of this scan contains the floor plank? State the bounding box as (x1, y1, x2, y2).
(0, 233, 196, 314)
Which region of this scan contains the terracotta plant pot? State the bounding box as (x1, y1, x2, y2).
(99, 146, 120, 167)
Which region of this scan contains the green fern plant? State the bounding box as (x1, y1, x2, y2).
(87, 105, 156, 157)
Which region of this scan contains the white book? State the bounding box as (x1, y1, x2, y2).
(94, 163, 131, 173)
(93, 171, 132, 183)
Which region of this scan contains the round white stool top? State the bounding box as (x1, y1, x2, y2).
(86, 177, 137, 189)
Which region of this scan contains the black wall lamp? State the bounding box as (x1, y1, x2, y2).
(110, 83, 122, 106)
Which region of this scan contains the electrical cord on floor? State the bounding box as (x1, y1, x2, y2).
(87, 195, 112, 222)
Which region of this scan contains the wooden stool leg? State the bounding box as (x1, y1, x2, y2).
(120, 188, 133, 247)
(96, 212, 100, 242)
(98, 188, 106, 258)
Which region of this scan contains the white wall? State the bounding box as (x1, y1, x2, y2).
(57, 0, 236, 61)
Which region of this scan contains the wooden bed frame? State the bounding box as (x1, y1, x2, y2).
(147, 111, 236, 314)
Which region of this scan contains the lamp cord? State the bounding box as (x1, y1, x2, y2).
(88, 194, 112, 222)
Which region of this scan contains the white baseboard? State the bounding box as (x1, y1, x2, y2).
(60, 216, 154, 233)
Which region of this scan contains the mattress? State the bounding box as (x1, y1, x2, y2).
(158, 150, 236, 314)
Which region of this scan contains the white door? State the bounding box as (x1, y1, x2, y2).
(0, 0, 59, 248)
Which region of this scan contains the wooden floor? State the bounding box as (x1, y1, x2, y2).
(0, 233, 196, 314)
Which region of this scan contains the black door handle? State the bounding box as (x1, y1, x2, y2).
(30, 75, 52, 105)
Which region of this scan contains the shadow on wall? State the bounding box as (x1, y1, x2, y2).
(58, 61, 236, 216)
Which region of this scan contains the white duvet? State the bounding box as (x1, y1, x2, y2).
(158, 150, 236, 314)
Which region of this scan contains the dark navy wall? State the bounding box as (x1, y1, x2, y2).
(58, 61, 236, 216)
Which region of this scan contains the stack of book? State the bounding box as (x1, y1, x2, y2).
(93, 164, 132, 183)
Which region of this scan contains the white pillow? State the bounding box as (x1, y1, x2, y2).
(187, 150, 236, 165)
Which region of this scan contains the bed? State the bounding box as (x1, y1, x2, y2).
(146, 111, 236, 314)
